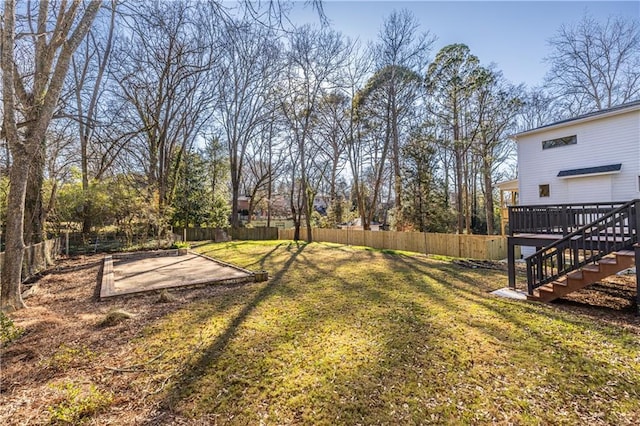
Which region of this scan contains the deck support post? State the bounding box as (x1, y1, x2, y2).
(635, 243, 640, 316)
(508, 237, 516, 289)
(535, 246, 543, 283)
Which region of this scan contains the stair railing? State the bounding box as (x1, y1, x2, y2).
(525, 200, 639, 295)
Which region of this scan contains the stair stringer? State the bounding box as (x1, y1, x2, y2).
(528, 250, 635, 302)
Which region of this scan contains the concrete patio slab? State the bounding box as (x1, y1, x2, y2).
(490, 287, 528, 300)
(100, 250, 260, 299)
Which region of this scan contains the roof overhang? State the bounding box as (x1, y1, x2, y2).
(557, 163, 621, 179)
(512, 101, 640, 140)
(496, 179, 519, 190)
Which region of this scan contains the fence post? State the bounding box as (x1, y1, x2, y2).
(65, 229, 70, 256)
(423, 231, 428, 255)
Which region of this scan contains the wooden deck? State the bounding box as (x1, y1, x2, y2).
(507, 200, 639, 312)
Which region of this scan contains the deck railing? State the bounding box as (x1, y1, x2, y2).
(524, 200, 639, 294)
(509, 201, 630, 236)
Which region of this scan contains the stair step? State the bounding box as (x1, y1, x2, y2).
(581, 264, 600, 273)
(539, 284, 554, 293)
(567, 271, 583, 280)
(598, 258, 618, 265)
(614, 250, 635, 257)
(551, 280, 567, 287)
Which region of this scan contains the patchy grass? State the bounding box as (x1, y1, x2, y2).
(47, 381, 113, 424)
(126, 241, 640, 425)
(99, 308, 135, 327)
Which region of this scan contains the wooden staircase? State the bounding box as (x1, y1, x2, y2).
(518, 200, 639, 302)
(529, 250, 635, 302)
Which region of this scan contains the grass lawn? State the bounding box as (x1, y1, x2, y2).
(127, 241, 640, 424)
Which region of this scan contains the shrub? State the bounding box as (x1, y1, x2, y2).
(171, 241, 190, 249)
(0, 311, 23, 347)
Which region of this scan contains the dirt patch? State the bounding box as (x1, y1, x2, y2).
(0, 254, 257, 425)
(452, 258, 508, 270)
(551, 274, 640, 332)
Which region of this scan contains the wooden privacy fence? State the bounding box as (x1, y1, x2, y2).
(278, 228, 507, 260)
(0, 238, 62, 283)
(173, 226, 507, 260)
(174, 227, 279, 242)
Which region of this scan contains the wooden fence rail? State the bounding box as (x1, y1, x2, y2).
(278, 229, 507, 260)
(0, 238, 62, 283)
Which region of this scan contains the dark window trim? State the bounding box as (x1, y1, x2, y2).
(542, 135, 577, 150)
(539, 184, 550, 197)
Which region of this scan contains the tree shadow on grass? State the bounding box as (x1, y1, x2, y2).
(390, 255, 640, 417)
(136, 245, 637, 424)
(242, 241, 306, 271)
(139, 242, 432, 423)
(146, 242, 307, 420)
(396, 254, 639, 357)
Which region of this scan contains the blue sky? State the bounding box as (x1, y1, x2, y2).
(289, 1, 639, 88)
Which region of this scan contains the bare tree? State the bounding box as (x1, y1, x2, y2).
(1, 0, 102, 310)
(518, 86, 561, 131)
(113, 1, 216, 231)
(312, 91, 350, 225)
(215, 19, 282, 228)
(338, 42, 373, 229)
(471, 68, 522, 234)
(371, 9, 434, 229)
(426, 44, 482, 234)
(546, 14, 640, 115)
(70, 0, 118, 234)
(281, 25, 351, 242)
(356, 64, 424, 230)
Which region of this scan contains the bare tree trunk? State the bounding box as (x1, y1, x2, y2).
(483, 151, 495, 235)
(464, 155, 472, 235)
(267, 152, 272, 228)
(24, 144, 45, 244)
(304, 184, 315, 242)
(455, 149, 464, 233)
(1, 0, 102, 311)
(1, 157, 29, 310)
(390, 81, 403, 231)
(291, 191, 301, 242)
(76, 2, 116, 235)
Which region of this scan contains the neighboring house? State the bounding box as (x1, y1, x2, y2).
(338, 218, 381, 231)
(238, 195, 251, 212)
(504, 100, 640, 309)
(515, 100, 640, 205)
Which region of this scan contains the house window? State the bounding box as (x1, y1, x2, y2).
(542, 135, 577, 150)
(539, 184, 550, 197)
